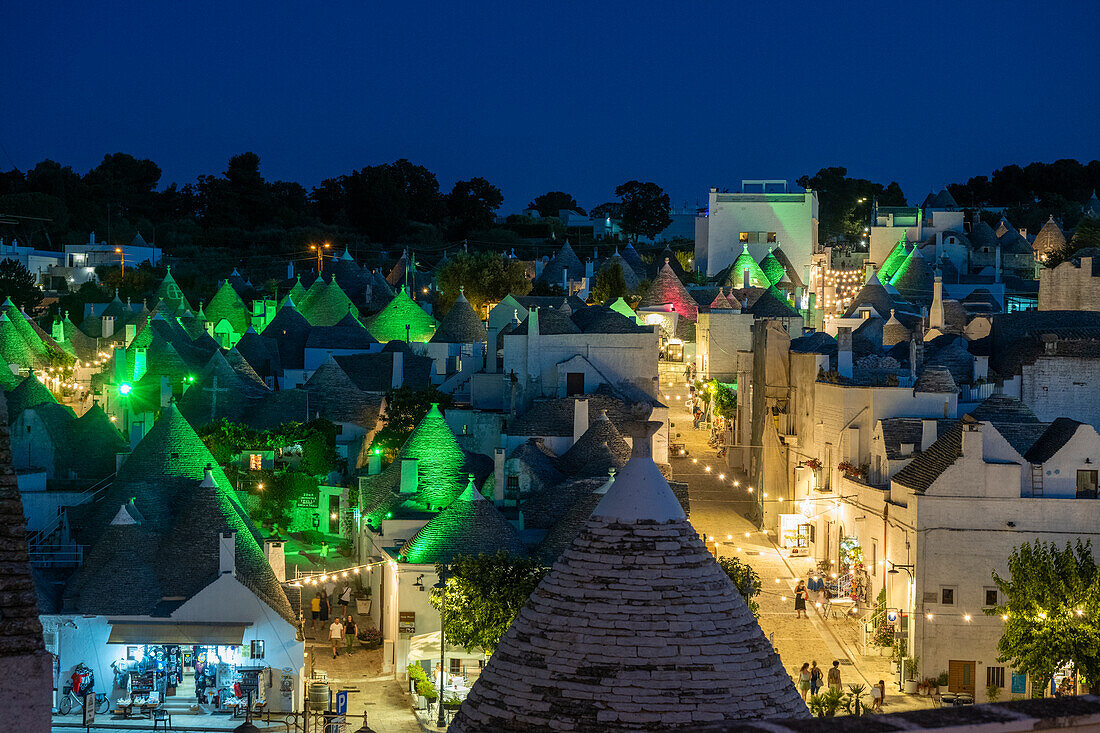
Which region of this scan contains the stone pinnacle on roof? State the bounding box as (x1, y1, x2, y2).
(451, 410, 807, 732)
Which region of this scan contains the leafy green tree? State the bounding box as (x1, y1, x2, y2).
(717, 556, 762, 618)
(529, 191, 584, 217)
(987, 540, 1100, 695)
(591, 260, 627, 304)
(0, 258, 43, 312)
(796, 167, 905, 244)
(615, 180, 671, 243)
(447, 177, 504, 237)
(374, 386, 455, 454)
(435, 251, 531, 314)
(429, 552, 548, 654)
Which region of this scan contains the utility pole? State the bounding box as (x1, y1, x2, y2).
(310, 242, 331, 273)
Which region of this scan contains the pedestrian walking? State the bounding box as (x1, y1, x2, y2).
(328, 617, 344, 658)
(324, 578, 336, 606)
(319, 592, 330, 624)
(798, 663, 811, 701)
(810, 661, 822, 695)
(339, 584, 352, 614)
(344, 615, 357, 654)
(870, 679, 885, 711)
(794, 580, 808, 619)
(310, 593, 321, 631)
(693, 407, 702, 429)
(827, 660, 842, 692)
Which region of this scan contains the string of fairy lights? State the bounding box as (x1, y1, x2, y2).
(822, 268, 863, 312)
(35, 351, 114, 391)
(284, 559, 390, 588)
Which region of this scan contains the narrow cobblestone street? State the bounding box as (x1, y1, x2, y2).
(661, 362, 934, 715)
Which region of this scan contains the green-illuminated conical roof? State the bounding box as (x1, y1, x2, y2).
(298, 276, 327, 314)
(879, 233, 910, 283)
(154, 267, 192, 315)
(362, 403, 467, 519)
(399, 478, 525, 565)
(0, 314, 36, 369)
(281, 276, 308, 310)
(70, 404, 127, 480)
(5, 374, 62, 420)
(1, 299, 47, 361)
(608, 297, 638, 323)
(890, 244, 936, 305)
(367, 286, 438, 343)
(720, 244, 769, 289)
(260, 297, 312, 370)
(204, 280, 251, 336)
(758, 247, 786, 286)
(302, 279, 358, 327)
(92, 402, 239, 536)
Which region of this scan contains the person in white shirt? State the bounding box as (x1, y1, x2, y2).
(328, 618, 344, 658)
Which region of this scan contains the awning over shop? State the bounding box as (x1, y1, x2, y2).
(408, 631, 486, 663)
(107, 621, 250, 645)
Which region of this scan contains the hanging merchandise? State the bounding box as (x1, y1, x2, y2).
(70, 664, 95, 696)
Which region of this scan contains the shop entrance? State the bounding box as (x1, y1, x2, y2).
(949, 660, 976, 694)
(328, 495, 341, 534)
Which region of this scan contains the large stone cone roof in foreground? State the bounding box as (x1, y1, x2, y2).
(452, 426, 807, 732)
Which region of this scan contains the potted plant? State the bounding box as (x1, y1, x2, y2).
(843, 683, 868, 716)
(443, 693, 463, 711)
(804, 457, 822, 471)
(811, 688, 843, 717)
(987, 684, 1001, 702)
(416, 680, 438, 709)
(406, 663, 427, 694)
(937, 671, 949, 690)
(903, 657, 920, 694)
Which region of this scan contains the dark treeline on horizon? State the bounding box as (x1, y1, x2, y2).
(1, 152, 1098, 261)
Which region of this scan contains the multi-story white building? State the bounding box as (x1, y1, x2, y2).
(695, 180, 819, 281)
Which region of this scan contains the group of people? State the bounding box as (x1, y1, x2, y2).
(308, 582, 358, 657)
(797, 661, 884, 711)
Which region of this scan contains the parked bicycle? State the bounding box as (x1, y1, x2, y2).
(58, 686, 110, 715)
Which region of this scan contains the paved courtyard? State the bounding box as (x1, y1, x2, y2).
(661, 362, 934, 715)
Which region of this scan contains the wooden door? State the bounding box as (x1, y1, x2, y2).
(566, 372, 584, 396)
(949, 660, 976, 693)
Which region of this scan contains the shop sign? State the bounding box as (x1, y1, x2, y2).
(399, 612, 416, 634)
(1012, 673, 1027, 694)
(298, 493, 319, 508)
(83, 693, 96, 725)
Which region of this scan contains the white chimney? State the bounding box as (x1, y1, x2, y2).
(929, 274, 944, 330)
(837, 327, 853, 379)
(962, 421, 983, 457)
(921, 419, 938, 451)
(995, 245, 1002, 284)
(368, 451, 381, 475)
(493, 447, 505, 503)
(287, 261, 294, 279)
(743, 268, 750, 290)
(160, 375, 171, 407)
(219, 532, 236, 576)
(102, 314, 115, 339)
(573, 398, 589, 446)
(399, 459, 418, 494)
(391, 350, 403, 389)
(265, 539, 286, 582)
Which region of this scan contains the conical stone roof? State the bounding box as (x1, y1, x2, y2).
(558, 410, 630, 476)
(451, 420, 807, 732)
(1, 299, 49, 361)
(890, 246, 936, 305)
(619, 243, 646, 279)
(90, 403, 241, 537)
(5, 374, 61, 420)
(281, 276, 308, 309)
(716, 244, 769, 289)
(607, 297, 639, 323)
(758, 247, 786, 286)
(599, 252, 640, 291)
(205, 280, 251, 336)
(302, 279, 358, 327)
(1033, 216, 1066, 258)
(882, 309, 911, 347)
(0, 314, 38, 369)
(154, 268, 192, 315)
(260, 298, 312, 370)
(538, 241, 585, 285)
(638, 263, 698, 322)
(398, 478, 525, 565)
(361, 404, 467, 519)
(879, 234, 910, 282)
(367, 286, 438, 343)
(430, 291, 487, 344)
(708, 288, 737, 311)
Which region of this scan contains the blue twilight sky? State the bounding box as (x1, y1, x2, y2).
(1, 1, 1095, 213)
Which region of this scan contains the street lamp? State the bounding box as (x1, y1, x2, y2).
(887, 563, 914, 577)
(310, 242, 332, 273)
(433, 567, 449, 728)
(115, 247, 125, 275)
